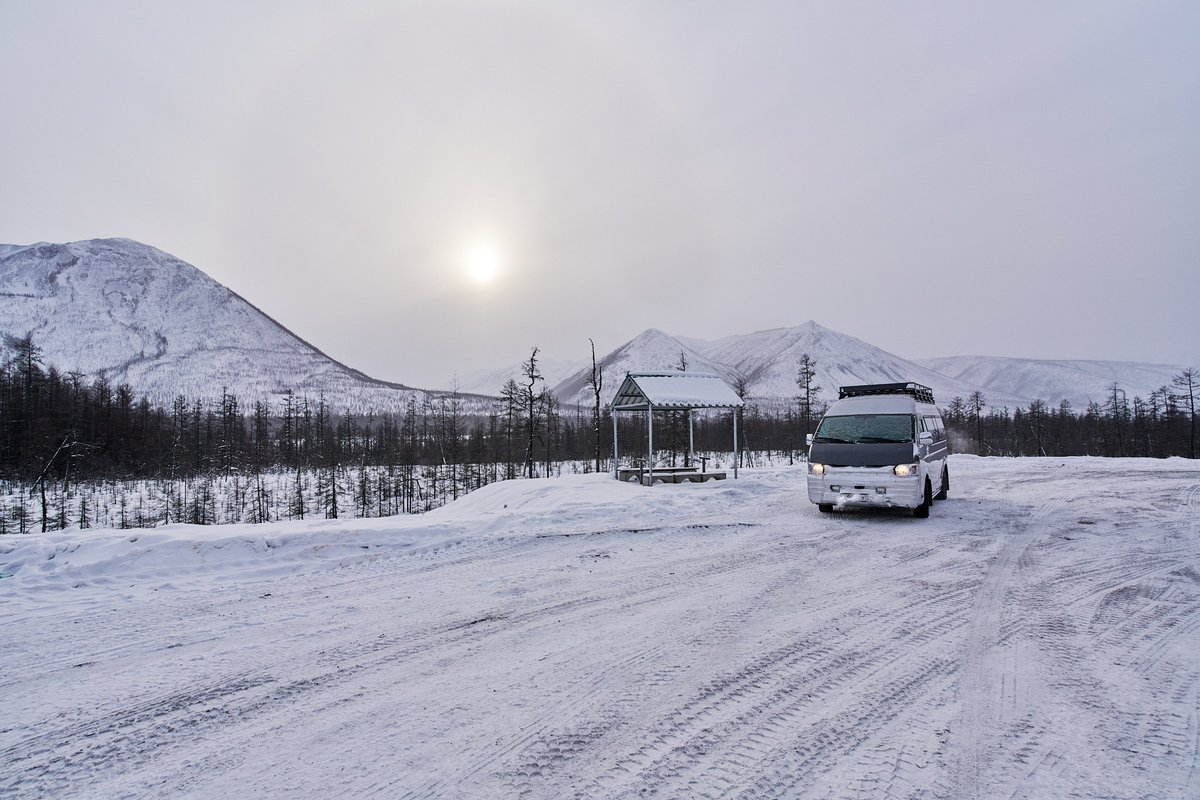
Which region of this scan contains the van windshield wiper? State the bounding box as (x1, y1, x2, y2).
(814, 436, 851, 443)
(856, 436, 910, 443)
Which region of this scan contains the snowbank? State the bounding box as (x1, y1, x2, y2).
(0, 469, 795, 596)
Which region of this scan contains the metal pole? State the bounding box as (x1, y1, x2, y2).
(688, 408, 695, 468)
(612, 410, 619, 480)
(733, 407, 739, 479)
(647, 404, 654, 486)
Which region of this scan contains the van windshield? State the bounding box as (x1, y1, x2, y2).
(813, 414, 914, 444)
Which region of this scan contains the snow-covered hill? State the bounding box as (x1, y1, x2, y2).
(0, 239, 432, 413)
(557, 322, 1027, 410)
(915, 355, 1188, 411)
(4, 238, 1188, 415)
(553, 328, 736, 406)
(554, 321, 1191, 412)
(688, 322, 1028, 409)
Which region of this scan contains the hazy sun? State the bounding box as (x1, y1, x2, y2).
(465, 245, 502, 286)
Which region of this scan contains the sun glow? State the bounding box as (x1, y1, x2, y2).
(465, 245, 502, 286)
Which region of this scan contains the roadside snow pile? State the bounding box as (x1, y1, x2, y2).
(0, 469, 791, 595)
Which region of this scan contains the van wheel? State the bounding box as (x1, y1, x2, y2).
(818, 503, 833, 513)
(913, 480, 932, 518)
(935, 467, 948, 500)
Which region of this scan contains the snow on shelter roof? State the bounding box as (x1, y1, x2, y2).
(610, 372, 745, 411)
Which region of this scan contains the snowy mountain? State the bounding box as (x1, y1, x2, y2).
(915, 355, 1188, 411)
(553, 329, 737, 407)
(0, 239, 430, 413)
(557, 322, 1027, 410)
(688, 322, 1029, 409)
(4, 238, 1186, 416)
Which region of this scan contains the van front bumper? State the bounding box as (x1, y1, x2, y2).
(807, 467, 923, 510)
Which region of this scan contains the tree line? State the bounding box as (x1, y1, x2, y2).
(940, 375, 1198, 459)
(1, 338, 683, 530)
(0, 338, 614, 521)
(1, 334, 1196, 532)
(729, 357, 1198, 462)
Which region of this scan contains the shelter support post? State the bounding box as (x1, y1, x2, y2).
(688, 409, 694, 468)
(733, 409, 739, 479)
(647, 404, 654, 485)
(612, 412, 620, 480)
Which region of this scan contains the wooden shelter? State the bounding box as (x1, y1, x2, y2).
(609, 372, 745, 485)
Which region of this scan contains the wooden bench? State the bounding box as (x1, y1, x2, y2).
(618, 467, 728, 485)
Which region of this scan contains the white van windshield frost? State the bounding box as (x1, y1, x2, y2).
(814, 414, 914, 444)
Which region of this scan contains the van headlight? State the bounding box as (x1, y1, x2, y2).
(893, 464, 917, 477)
(809, 463, 826, 476)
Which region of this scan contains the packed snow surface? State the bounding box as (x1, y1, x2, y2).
(3, 457, 1199, 799)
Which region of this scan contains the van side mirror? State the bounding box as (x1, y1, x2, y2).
(806, 433, 813, 447)
(918, 431, 933, 445)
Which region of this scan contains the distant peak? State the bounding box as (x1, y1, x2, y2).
(0, 242, 48, 259)
(76, 237, 159, 254)
(636, 327, 674, 339)
(740, 320, 830, 338)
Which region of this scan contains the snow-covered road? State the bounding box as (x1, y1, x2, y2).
(3, 456, 1199, 799)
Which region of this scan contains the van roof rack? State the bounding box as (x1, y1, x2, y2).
(838, 382, 936, 404)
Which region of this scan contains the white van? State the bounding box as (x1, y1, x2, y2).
(806, 383, 949, 518)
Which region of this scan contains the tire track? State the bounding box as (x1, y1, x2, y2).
(565, 576, 972, 798)
(1185, 484, 1200, 515)
(947, 499, 1050, 799)
(7, 522, 803, 798)
(734, 659, 958, 800)
(449, 561, 843, 798)
(359, 525, 817, 798)
(3, 571, 688, 798)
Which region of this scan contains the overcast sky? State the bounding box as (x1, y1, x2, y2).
(2, 1, 1198, 388)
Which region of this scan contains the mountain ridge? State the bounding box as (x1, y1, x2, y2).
(2, 238, 1189, 413)
(0, 239, 431, 413)
(914, 355, 1189, 410)
(551, 322, 1035, 410)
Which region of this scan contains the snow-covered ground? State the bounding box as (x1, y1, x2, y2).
(3, 456, 1199, 799)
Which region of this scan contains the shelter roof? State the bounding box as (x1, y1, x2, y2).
(610, 372, 745, 411)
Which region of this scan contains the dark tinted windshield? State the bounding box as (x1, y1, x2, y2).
(813, 414, 914, 444)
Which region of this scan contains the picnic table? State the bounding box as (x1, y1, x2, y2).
(617, 466, 728, 485)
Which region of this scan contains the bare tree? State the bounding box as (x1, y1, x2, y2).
(540, 389, 561, 477)
(499, 378, 521, 480)
(659, 350, 693, 465)
(1106, 382, 1130, 456)
(968, 391, 986, 454)
(1026, 398, 1049, 457)
(588, 338, 604, 473)
(1172, 367, 1198, 459)
(946, 396, 967, 426)
(795, 353, 822, 435)
(521, 347, 544, 478)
